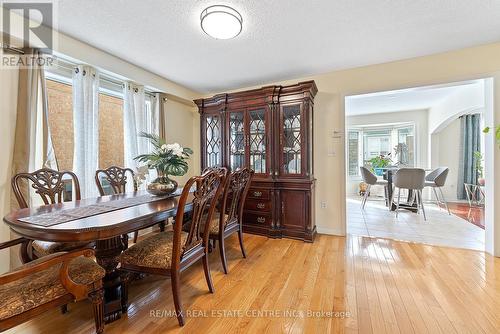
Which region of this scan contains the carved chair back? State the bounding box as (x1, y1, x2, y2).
(219, 168, 253, 231)
(12, 168, 81, 209)
(172, 168, 227, 267)
(95, 166, 137, 196)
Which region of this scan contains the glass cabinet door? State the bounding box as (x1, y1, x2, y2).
(281, 104, 303, 175)
(248, 109, 267, 174)
(204, 114, 222, 168)
(228, 111, 246, 170)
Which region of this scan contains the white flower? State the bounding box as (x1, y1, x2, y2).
(161, 144, 168, 151)
(165, 143, 184, 157)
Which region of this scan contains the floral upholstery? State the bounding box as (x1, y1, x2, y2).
(32, 240, 94, 257)
(120, 231, 188, 270)
(0, 255, 105, 321)
(201, 212, 230, 235)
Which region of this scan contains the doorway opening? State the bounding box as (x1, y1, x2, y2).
(344, 79, 491, 251)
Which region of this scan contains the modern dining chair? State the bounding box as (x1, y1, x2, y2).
(424, 167, 451, 215)
(205, 168, 253, 274)
(391, 168, 427, 220)
(12, 168, 93, 263)
(359, 166, 388, 209)
(0, 239, 105, 333)
(120, 168, 226, 327)
(95, 166, 163, 244)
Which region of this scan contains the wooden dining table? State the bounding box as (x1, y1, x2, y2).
(3, 190, 193, 323)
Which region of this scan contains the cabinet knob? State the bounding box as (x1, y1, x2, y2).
(253, 191, 262, 197)
(257, 203, 265, 209)
(257, 216, 266, 223)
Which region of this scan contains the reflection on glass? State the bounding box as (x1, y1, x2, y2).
(205, 115, 221, 167)
(229, 112, 245, 170)
(282, 105, 301, 174)
(249, 109, 266, 174)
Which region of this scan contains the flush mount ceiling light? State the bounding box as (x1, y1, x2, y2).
(200, 5, 242, 39)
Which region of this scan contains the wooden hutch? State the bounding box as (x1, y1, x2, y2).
(194, 81, 317, 242)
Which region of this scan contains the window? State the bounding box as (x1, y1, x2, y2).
(348, 131, 360, 176)
(347, 123, 415, 177)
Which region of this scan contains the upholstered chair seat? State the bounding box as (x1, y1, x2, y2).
(32, 240, 94, 258)
(121, 231, 188, 270)
(0, 254, 105, 321)
(201, 211, 230, 235)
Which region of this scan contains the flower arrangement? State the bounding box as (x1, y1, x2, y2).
(134, 132, 193, 195)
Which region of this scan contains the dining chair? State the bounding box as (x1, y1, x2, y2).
(205, 168, 253, 274)
(12, 168, 94, 263)
(391, 168, 427, 220)
(424, 167, 451, 215)
(95, 166, 164, 244)
(0, 238, 105, 333)
(119, 168, 226, 326)
(359, 166, 388, 209)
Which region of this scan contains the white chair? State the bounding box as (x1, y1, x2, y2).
(359, 166, 388, 209)
(425, 167, 451, 215)
(391, 168, 426, 220)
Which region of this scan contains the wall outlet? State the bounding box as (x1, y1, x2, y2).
(320, 201, 327, 209)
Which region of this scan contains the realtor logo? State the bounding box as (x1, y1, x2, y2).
(1, 1, 54, 54)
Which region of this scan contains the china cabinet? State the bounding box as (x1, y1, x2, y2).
(194, 81, 317, 242)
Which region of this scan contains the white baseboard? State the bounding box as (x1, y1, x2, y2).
(317, 226, 345, 236)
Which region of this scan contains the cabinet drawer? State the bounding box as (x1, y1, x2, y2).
(244, 199, 272, 212)
(243, 212, 272, 225)
(247, 188, 270, 200)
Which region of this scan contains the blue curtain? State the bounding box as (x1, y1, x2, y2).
(457, 114, 481, 200)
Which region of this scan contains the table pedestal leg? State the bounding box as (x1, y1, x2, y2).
(95, 236, 126, 323)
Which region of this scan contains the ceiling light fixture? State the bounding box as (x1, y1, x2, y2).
(200, 5, 242, 40)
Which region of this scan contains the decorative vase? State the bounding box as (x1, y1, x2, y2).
(373, 168, 384, 176)
(147, 175, 178, 196)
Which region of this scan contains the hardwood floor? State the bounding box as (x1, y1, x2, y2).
(6, 233, 500, 334)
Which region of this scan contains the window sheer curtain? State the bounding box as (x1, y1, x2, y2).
(123, 82, 147, 172)
(72, 65, 100, 198)
(11, 50, 58, 209)
(457, 114, 481, 200)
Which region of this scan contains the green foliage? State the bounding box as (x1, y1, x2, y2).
(134, 132, 193, 177)
(368, 154, 392, 171)
(483, 125, 500, 147)
(473, 151, 483, 178)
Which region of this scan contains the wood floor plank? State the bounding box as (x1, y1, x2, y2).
(5, 234, 500, 334)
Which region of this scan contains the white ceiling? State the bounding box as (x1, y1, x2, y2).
(345, 81, 483, 116)
(54, 0, 500, 93)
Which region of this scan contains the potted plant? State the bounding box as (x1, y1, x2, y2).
(368, 154, 392, 176)
(474, 151, 485, 186)
(134, 132, 193, 196)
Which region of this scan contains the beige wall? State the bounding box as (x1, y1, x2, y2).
(0, 68, 19, 273)
(209, 42, 500, 256)
(163, 99, 200, 185)
(431, 118, 462, 201)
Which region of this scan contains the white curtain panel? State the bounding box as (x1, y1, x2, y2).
(72, 65, 100, 198)
(123, 82, 147, 171)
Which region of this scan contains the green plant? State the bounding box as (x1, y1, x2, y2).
(134, 132, 193, 176)
(483, 125, 500, 147)
(368, 154, 392, 171)
(474, 151, 484, 178)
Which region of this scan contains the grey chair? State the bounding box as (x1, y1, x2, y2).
(425, 167, 450, 215)
(391, 168, 427, 220)
(359, 166, 388, 209)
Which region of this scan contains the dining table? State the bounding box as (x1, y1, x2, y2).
(382, 167, 432, 212)
(3, 190, 193, 323)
